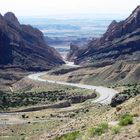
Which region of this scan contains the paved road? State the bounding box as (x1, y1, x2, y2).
(28, 72, 118, 105)
(0, 62, 118, 124)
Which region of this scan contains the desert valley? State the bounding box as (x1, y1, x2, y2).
(0, 1, 140, 140)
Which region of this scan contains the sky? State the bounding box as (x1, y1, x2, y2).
(0, 0, 139, 17)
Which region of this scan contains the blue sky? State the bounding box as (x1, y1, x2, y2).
(0, 0, 139, 17)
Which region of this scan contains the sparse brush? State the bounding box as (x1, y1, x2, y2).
(119, 114, 133, 126)
(55, 131, 79, 140)
(111, 125, 121, 134)
(88, 122, 108, 137)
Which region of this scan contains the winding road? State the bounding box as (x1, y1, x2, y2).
(0, 62, 118, 125)
(28, 71, 118, 105)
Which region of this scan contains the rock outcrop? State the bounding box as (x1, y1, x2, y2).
(69, 93, 97, 104)
(67, 43, 79, 62)
(67, 6, 140, 66)
(0, 12, 64, 71)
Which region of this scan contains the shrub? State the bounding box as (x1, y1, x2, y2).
(99, 122, 108, 130)
(88, 122, 108, 137)
(111, 125, 121, 134)
(22, 114, 26, 119)
(119, 114, 133, 126)
(0, 91, 10, 110)
(55, 131, 79, 140)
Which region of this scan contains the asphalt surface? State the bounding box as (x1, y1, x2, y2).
(28, 72, 118, 105)
(0, 62, 118, 125)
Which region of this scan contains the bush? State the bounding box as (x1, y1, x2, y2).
(22, 114, 26, 119)
(111, 125, 121, 134)
(55, 131, 79, 140)
(0, 91, 10, 110)
(111, 84, 140, 107)
(99, 122, 108, 130)
(88, 122, 108, 137)
(119, 114, 133, 126)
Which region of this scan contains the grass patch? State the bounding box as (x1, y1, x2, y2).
(119, 114, 133, 126)
(55, 131, 79, 140)
(0, 120, 63, 140)
(88, 122, 108, 137)
(111, 125, 121, 134)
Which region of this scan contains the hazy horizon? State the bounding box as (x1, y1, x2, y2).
(18, 13, 127, 20)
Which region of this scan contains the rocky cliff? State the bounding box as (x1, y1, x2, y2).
(0, 12, 64, 71)
(67, 6, 140, 66)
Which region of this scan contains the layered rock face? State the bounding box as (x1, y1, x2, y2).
(0, 12, 64, 71)
(67, 6, 140, 66)
(67, 43, 80, 62)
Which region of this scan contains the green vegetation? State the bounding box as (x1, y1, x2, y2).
(0, 85, 95, 110)
(119, 114, 133, 126)
(1, 95, 140, 140)
(120, 84, 140, 97)
(0, 120, 64, 140)
(55, 131, 79, 140)
(111, 125, 121, 134)
(111, 84, 140, 106)
(88, 122, 108, 137)
(0, 91, 10, 110)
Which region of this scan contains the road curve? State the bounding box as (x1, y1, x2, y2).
(0, 70, 118, 124)
(28, 72, 118, 105)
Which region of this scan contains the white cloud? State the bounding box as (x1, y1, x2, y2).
(0, 0, 139, 17)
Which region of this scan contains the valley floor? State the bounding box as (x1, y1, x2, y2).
(0, 94, 140, 140)
(0, 62, 139, 140)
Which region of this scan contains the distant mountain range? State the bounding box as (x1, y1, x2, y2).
(19, 15, 120, 59)
(67, 6, 140, 66)
(0, 12, 64, 71)
(20, 18, 113, 44)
